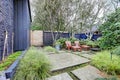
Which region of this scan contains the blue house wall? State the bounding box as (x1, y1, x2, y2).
(0, 0, 14, 60)
(0, 0, 31, 60)
(14, 0, 31, 51)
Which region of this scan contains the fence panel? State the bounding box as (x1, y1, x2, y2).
(91, 34, 102, 40)
(31, 31, 43, 46)
(42, 31, 102, 46)
(43, 31, 53, 46)
(43, 32, 70, 46)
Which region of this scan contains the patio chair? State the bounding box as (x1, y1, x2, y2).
(74, 41, 81, 46)
(65, 41, 72, 50)
(71, 41, 82, 52)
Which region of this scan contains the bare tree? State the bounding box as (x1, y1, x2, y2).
(32, 0, 111, 40)
(33, 0, 65, 44)
(110, 0, 120, 10)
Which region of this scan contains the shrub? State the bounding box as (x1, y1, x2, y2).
(56, 37, 79, 48)
(112, 46, 120, 55)
(0, 51, 21, 71)
(44, 46, 57, 53)
(79, 39, 86, 45)
(86, 39, 98, 47)
(31, 25, 43, 30)
(99, 8, 120, 49)
(56, 38, 68, 48)
(68, 37, 79, 43)
(80, 39, 99, 47)
(14, 47, 51, 80)
(91, 51, 120, 74)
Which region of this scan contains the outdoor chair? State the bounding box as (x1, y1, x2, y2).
(71, 41, 82, 52)
(65, 41, 82, 51)
(65, 41, 72, 50)
(74, 41, 81, 46)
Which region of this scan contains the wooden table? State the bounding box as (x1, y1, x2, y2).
(81, 45, 90, 51)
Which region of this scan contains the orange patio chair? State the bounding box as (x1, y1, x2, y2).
(65, 41, 72, 50)
(71, 41, 82, 52)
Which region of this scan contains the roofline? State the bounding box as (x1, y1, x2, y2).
(28, 0, 32, 22)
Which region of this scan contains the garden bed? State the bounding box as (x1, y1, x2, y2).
(0, 50, 27, 79)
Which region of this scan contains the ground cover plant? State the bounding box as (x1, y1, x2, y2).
(14, 47, 51, 80)
(0, 51, 21, 71)
(44, 46, 57, 53)
(91, 51, 120, 75)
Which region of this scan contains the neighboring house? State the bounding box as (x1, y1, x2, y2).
(0, 0, 31, 60)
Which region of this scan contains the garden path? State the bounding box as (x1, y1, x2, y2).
(46, 51, 104, 80)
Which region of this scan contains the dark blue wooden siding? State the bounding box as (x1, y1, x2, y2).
(0, 0, 31, 60)
(14, 0, 30, 51)
(0, 0, 14, 60)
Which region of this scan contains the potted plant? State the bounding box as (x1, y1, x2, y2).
(55, 41, 61, 51)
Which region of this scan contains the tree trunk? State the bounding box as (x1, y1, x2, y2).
(2, 31, 8, 61)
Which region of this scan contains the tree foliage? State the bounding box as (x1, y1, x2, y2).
(32, 0, 108, 32)
(99, 8, 120, 49)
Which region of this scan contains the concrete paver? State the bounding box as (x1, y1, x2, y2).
(80, 53, 94, 59)
(72, 65, 103, 80)
(46, 73, 73, 80)
(47, 53, 90, 71)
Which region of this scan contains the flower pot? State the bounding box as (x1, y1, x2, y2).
(55, 44, 60, 51)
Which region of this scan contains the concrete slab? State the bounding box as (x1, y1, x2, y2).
(46, 73, 73, 80)
(80, 53, 94, 59)
(47, 53, 90, 71)
(72, 65, 103, 80)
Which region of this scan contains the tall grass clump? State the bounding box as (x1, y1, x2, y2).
(91, 51, 120, 75)
(14, 47, 51, 80)
(44, 46, 57, 53)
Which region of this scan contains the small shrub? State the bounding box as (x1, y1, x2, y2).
(80, 39, 99, 47)
(56, 38, 79, 48)
(56, 38, 68, 48)
(68, 37, 79, 43)
(79, 39, 86, 45)
(91, 51, 120, 75)
(14, 47, 51, 80)
(112, 46, 120, 55)
(44, 46, 57, 53)
(0, 51, 21, 71)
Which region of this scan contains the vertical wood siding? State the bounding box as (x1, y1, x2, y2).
(0, 0, 14, 60)
(0, 0, 30, 60)
(14, 0, 30, 51)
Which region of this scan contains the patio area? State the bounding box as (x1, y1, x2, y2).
(43, 48, 109, 80)
(1, 0, 120, 80)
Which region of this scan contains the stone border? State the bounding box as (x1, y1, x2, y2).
(5, 50, 27, 79)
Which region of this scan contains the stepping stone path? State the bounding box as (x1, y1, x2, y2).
(46, 73, 73, 80)
(47, 53, 90, 71)
(72, 65, 103, 80)
(45, 51, 106, 80)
